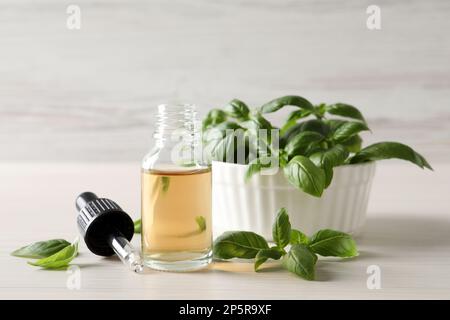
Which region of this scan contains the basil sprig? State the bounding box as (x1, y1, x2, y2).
(213, 231, 269, 259)
(28, 241, 79, 269)
(202, 95, 432, 197)
(11, 239, 70, 259)
(349, 141, 432, 169)
(213, 208, 358, 280)
(12, 239, 79, 270)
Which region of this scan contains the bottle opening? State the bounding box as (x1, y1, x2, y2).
(154, 103, 200, 144)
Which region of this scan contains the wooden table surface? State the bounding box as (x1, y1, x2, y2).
(0, 162, 449, 299)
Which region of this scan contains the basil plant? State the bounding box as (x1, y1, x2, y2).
(202, 95, 432, 197)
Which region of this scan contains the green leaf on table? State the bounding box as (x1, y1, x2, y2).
(195, 216, 206, 232)
(326, 103, 366, 123)
(28, 240, 79, 269)
(349, 142, 432, 170)
(134, 219, 141, 234)
(309, 229, 358, 258)
(224, 99, 250, 120)
(11, 239, 71, 259)
(272, 208, 291, 249)
(290, 229, 309, 245)
(332, 121, 370, 143)
(283, 156, 326, 197)
(202, 109, 227, 131)
(284, 131, 324, 158)
(282, 244, 317, 280)
(213, 231, 269, 259)
(260, 95, 314, 114)
(254, 247, 284, 271)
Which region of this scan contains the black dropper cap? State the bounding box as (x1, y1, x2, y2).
(76, 192, 134, 256)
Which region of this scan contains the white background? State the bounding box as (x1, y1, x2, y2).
(1, 0, 449, 162)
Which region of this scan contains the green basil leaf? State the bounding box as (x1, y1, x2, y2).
(202, 109, 227, 131)
(290, 229, 309, 245)
(324, 119, 347, 133)
(211, 130, 248, 164)
(203, 121, 242, 143)
(332, 121, 370, 143)
(341, 134, 362, 153)
(246, 112, 273, 131)
(282, 244, 317, 280)
(161, 176, 170, 193)
(11, 239, 71, 259)
(224, 99, 250, 120)
(294, 119, 329, 134)
(254, 247, 284, 271)
(260, 95, 314, 114)
(195, 216, 206, 232)
(350, 141, 432, 170)
(325, 120, 364, 153)
(272, 208, 291, 249)
(314, 103, 327, 118)
(280, 110, 314, 136)
(134, 219, 141, 234)
(310, 144, 349, 168)
(213, 231, 269, 259)
(326, 103, 366, 123)
(244, 156, 277, 182)
(243, 113, 276, 160)
(321, 158, 334, 188)
(211, 133, 236, 162)
(203, 122, 243, 162)
(28, 241, 79, 269)
(245, 158, 264, 181)
(309, 229, 358, 258)
(282, 120, 330, 143)
(287, 109, 313, 122)
(250, 134, 277, 161)
(283, 156, 326, 197)
(308, 143, 347, 188)
(285, 131, 324, 158)
(279, 149, 289, 167)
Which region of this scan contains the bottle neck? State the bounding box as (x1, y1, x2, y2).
(153, 103, 200, 148)
(147, 103, 203, 169)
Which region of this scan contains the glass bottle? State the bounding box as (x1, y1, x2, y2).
(141, 103, 212, 271)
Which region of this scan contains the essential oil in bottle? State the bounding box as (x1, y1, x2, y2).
(141, 168, 212, 270)
(141, 104, 212, 271)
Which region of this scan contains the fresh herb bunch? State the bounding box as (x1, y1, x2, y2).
(203, 95, 432, 197)
(214, 208, 358, 280)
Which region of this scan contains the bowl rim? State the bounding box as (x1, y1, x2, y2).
(211, 160, 376, 170)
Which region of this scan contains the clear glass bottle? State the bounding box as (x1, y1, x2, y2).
(141, 103, 212, 271)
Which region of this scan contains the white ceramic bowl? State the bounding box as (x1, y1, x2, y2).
(212, 161, 376, 239)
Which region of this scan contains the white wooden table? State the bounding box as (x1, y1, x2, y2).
(0, 162, 449, 299)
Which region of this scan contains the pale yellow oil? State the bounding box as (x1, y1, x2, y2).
(141, 168, 212, 270)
